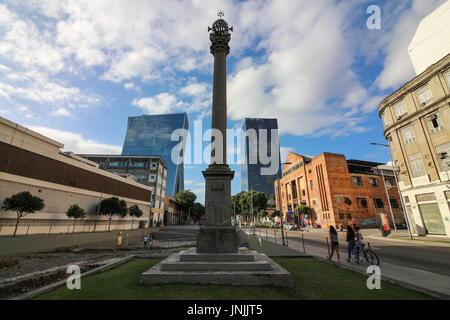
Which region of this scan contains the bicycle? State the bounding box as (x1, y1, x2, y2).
(351, 242, 380, 266)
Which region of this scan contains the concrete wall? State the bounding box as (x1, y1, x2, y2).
(0, 173, 151, 236)
(0, 228, 158, 257)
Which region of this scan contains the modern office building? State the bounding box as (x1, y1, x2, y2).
(241, 118, 281, 205)
(76, 154, 167, 226)
(0, 116, 152, 236)
(408, 1, 450, 75)
(274, 152, 404, 229)
(121, 113, 188, 196)
(379, 53, 450, 236)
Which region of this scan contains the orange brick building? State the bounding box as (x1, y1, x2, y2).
(274, 152, 405, 229)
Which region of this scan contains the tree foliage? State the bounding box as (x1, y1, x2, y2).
(2, 191, 45, 237)
(231, 191, 268, 219)
(190, 202, 205, 221)
(96, 197, 126, 231)
(66, 204, 86, 233)
(128, 204, 143, 229)
(175, 190, 197, 224)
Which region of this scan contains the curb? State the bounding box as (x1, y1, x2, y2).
(366, 235, 450, 247)
(8, 255, 135, 300)
(311, 256, 450, 300)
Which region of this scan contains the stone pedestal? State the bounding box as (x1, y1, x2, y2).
(197, 164, 239, 253)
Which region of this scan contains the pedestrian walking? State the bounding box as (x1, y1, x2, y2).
(328, 225, 340, 263)
(143, 235, 148, 248)
(148, 233, 153, 248)
(346, 222, 359, 264)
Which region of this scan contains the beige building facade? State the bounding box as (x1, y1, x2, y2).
(0, 116, 153, 236)
(379, 53, 450, 236)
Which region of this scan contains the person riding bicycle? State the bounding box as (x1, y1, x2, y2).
(354, 225, 364, 249)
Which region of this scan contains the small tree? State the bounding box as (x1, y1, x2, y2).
(128, 204, 143, 230)
(66, 204, 86, 233)
(96, 197, 123, 232)
(176, 190, 197, 224)
(2, 191, 45, 237)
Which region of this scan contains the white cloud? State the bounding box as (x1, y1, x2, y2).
(280, 147, 294, 164)
(1, 0, 443, 140)
(132, 93, 182, 114)
(28, 126, 122, 154)
(51, 108, 73, 117)
(375, 0, 446, 90)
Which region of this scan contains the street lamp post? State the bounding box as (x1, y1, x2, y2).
(370, 143, 412, 239)
(379, 166, 397, 233)
(277, 162, 292, 246)
(250, 184, 260, 235)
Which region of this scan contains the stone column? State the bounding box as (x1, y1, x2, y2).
(197, 16, 238, 253)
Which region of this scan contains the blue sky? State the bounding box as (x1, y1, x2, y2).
(0, 0, 446, 204)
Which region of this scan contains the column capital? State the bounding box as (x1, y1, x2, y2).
(208, 18, 232, 56)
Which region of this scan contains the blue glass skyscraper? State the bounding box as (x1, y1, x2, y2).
(241, 118, 281, 205)
(122, 113, 188, 196)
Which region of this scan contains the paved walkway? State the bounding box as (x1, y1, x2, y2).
(241, 227, 450, 300)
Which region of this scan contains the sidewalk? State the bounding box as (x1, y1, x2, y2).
(368, 229, 450, 247)
(242, 228, 450, 300)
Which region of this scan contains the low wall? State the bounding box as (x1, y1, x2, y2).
(0, 228, 159, 257)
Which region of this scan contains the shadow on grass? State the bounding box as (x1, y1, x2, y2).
(34, 258, 434, 300)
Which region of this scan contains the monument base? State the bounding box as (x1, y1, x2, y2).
(140, 247, 293, 287)
(197, 226, 240, 253)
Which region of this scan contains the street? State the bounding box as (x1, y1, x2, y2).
(253, 227, 450, 277)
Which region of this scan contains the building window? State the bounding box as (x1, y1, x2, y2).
(310, 180, 314, 190)
(444, 69, 450, 88)
(369, 177, 378, 187)
(134, 174, 148, 183)
(351, 176, 363, 186)
(301, 189, 306, 196)
(312, 199, 317, 205)
(401, 126, 416, 145)
(393, 101, 407, 119)
(374, 198, 384, 208)
(336, 196, 342, 203)
(385, 178, 394, 188)
(390, 199, 399, 208)
(404, 196, 410, 203)
(382, 112, 389, 127)
(426, 113, 444, 135)
(130, 161, 146, 168)
(356, 197, 368, 208)
(416, 84, 433, 106)
(347, 213, 352, 219)
(408, 153, 426, 177)
(339, 213, 345, 219)
(435, 142, 450, 172)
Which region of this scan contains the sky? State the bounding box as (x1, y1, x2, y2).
(0, 0, 447, 204)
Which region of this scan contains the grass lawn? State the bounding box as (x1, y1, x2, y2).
(34, 258, 434, 300)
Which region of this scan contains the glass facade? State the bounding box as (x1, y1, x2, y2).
(122, 113, 188, 196)
(241, 118, 281, 203)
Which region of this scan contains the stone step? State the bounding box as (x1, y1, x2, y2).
(160, 261, 273, 272)
(180, 253, 254, 262)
